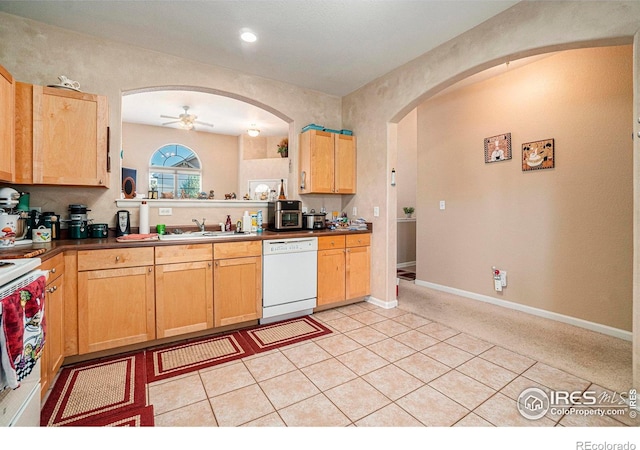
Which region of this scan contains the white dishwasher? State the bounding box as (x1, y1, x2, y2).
(262, 237, 318, 324)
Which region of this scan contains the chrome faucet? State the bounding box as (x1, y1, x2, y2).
(193, 218, 206, 232)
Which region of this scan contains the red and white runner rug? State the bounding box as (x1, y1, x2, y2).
(41, 352, 149, 426)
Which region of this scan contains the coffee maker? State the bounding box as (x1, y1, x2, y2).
(116, 210, 131, 236)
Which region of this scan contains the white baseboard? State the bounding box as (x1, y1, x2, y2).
(397, 261, 416, 269)
(367, 296, 398, 309)
(415, 280, 632, 342)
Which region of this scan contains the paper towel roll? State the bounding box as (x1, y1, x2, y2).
(139, 201, 150, 234)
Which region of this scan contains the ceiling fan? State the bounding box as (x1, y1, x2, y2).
(160, 105, 214, 130)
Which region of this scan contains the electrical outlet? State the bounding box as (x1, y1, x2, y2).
(352, 207, 357, 217)
(439, 200, 445, 210)
(159, 208, 172, 216)
(373, 206, 380, 217)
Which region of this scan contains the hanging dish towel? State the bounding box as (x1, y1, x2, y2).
(0, 275, 46, 390)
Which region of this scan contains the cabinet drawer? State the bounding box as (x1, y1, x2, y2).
(346, 233, 370, 248)
(318, 235, 345, 250)
(155, 243, 213, 265)
(78, 247, 154, 271)
(214, 241, 261, 259)
(40, 252, 64, 281)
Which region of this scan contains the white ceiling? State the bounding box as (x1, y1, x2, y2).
(0, 0, 519, 136)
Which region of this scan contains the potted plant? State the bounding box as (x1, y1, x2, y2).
(277, 137, 289, 158)
(403, 206, 415, 218)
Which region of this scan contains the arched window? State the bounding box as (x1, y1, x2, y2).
(149, 144, 202, 199)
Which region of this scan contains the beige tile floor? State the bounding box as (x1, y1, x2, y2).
(147, 301, 637, 427)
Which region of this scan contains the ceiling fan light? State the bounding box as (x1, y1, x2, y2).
(247, 128, 260, 137)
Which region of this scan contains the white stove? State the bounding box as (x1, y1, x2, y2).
(0, 258, 41, 287)
(0, 256, 43, 427)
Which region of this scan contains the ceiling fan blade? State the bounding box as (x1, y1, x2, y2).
(160, 114, 179, 119)
(195, 121, 214, 127)
(162, 120, 181, 125)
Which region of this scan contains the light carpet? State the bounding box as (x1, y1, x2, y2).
(396, 279, 632, 392)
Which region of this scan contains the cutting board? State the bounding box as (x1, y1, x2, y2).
(0, 248, 47, 259)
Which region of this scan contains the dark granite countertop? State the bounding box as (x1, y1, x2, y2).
(0, 226, 372, 263)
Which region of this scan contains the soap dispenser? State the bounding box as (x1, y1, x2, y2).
(242, 211, 251, 233)
(225, 214, 232, 231)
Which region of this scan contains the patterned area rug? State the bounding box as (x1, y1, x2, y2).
(397, 269, 416, 281)
(147, 316, 331, 382)
(61, 405, 155, 427)
(146, 332, 252, 383)
(239, 316, 332, 353)
(41, 352, 149, 427)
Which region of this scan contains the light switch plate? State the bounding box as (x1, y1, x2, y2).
(439, 200, 445, 210)
(373, 206, 380, 217)
(159, 208, 172, 216)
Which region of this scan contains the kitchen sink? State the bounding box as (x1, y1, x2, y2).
(157, 231, 256, 241)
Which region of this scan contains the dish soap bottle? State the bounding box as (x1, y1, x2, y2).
(225, 214, 232, 231)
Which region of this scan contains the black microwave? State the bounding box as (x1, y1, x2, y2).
(268, 200, 302, 231)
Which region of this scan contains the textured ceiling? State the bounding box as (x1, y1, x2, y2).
(0, 0, 518, 135)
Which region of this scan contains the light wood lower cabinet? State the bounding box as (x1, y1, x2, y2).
(77, 248, 155, 354)
(213, 241, 262, 327)
(317, 236, 347, 306)
(317, 233, 371, 307)
(345, 234, 371, 299)
(39, 254, 65, 399)
(155, 244, 213, 338)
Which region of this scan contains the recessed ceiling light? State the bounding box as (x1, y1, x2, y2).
(240, 30, 257, 43)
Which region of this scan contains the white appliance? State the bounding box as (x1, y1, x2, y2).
(262, 237, 318, 324)
(0, 257, 43, 427)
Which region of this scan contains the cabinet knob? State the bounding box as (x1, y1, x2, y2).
(115, 256, 120, 261)
(99, 179, 103, 185)
(47, 286, 57, 293)
(51, 268, 56, 274)
(208, 262, 212, 267)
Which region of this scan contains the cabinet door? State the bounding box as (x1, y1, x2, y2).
(32, 86, 109, 186)
(0, 65, 14, 182)
(317, 248, 346, 306)
(300, 130, 334, 193)
(214, 256, 262, 327)
(78, 266, 155, 354)
(346, 246, 371, 299)
(41, 273, 65, 398)
(334, 134, 356, 194)
(156, 261, 213, 338)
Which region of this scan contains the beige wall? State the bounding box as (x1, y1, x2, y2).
(0, 12, 342, 229)
(397, 109, 417, 218)
(417, 45, 633, 331)
(122, 122, 239, 197)
(343, 2, 640, 312)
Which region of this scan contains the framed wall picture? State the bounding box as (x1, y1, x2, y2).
(522, 139, 554, 171)
(484, 133, 512, 163)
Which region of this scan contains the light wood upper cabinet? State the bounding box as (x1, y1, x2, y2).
(0, 64, 15, 182)
(155, 244, 213, 338)
(299, 130, 356, 194)
(15, 83, 109, 187)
